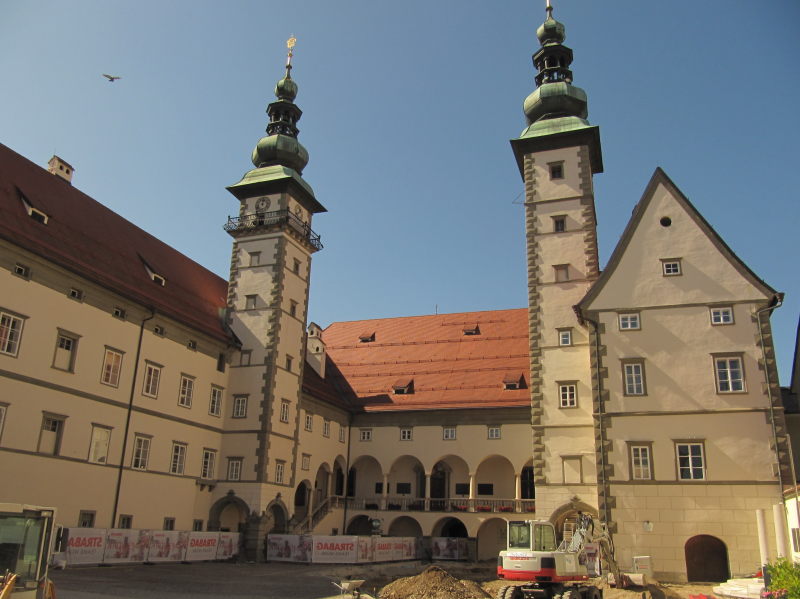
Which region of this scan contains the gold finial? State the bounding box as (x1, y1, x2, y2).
(546, 0, 553, 16)
(286, 35, 297, 68)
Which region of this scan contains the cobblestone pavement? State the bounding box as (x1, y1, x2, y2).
(50, 561, 357, 599)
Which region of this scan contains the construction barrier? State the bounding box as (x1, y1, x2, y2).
(266, 534, 418, 564)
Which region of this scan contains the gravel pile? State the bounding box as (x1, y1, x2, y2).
(379, 565, 491, 599)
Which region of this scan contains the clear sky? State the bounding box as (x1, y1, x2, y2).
(2, 1, 798, 382)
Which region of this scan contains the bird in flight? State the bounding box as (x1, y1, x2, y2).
(102, 74, 121, 82)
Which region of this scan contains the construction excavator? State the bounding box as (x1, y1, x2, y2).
(496, 512, 625, 599)
(0, 504, 56, 599)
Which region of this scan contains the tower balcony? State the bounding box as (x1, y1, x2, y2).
(224, 209, 323, 251)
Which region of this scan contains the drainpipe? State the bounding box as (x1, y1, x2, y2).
(342, 411, 352, 535)
(111, 308, 155, 527)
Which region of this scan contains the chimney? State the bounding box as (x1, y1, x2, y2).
(306, 322, 326, 378)
(48, 155, 74, 184)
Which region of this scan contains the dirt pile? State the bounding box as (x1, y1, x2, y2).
(379, 565, 492, 599)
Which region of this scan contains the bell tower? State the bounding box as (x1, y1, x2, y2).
(223, 37, 326, 514)
(511, 3, 605, 523)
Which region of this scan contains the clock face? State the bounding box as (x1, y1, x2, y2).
(255, 197, 270, 211)
(294, 205, 302, 217)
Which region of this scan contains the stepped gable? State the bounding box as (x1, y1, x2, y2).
(323, 308, 530, 412)
(0, 143, 230, 342)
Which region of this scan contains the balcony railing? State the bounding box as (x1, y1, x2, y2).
(224, 209, 323, 251)
(340, 496, 535, 514)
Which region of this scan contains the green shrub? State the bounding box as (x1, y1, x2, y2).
(765, 559, 800, 599)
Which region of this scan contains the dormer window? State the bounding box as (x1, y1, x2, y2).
(462, 324, 480, 336)
(392, 378, 414, 395)
(503, 373, 525, 390)
(19, 193, 49, 224)
(68, 288, 84, 301)
(153, 325, 166, 337)
(151, 273, 166, 286)
(359, 332, 375, 343)
(140, 256, 166, 286)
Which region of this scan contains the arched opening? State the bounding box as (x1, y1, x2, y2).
(267, 503, 287, 534)
(294, 480, 311, 520)
(208, 492, 250, 532)
(521, 465, 535, 499)
(432, 517, 468, 538)
(430, 462, 450, 510)
(685, 535, 729, 582)
(549, 500, 596, 545)
(476, 518, 508, 561)
(219, 503, 244, 532)
(314, 463, 331, 508)
(334, 462, 345, 496)
(346, 515, 373, 535)
(475, 455, 516, 503)
(388, 516, 422, 537)
(347, 456, 383, 500)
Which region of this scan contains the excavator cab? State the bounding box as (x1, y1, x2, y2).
(0, 504, 56, 599)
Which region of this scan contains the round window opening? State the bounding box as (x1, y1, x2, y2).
(660, 216, 672, 227)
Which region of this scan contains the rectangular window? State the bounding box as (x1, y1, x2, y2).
(443, 426, 457, 441)
(187, 340, 197, 351)
(715, 356, 745, 393)
(209, 386, 222, 417)
(118, 515, 133, 529)
(400, 427, 413, 441)
(53, 332, 78, 371)
(153, 325, 166, 336)
(792, 528, 800, 553)
(662, 259, 682, 276)
(239, 350, 251, 366)
(554, 264, 570, 283)
(192, 520, 204, 532)
(163, 518, 175, 531)
(630, 445, 652, 480)
(68, 287, 84, 301)
(488, 426, 501, 440)
(0, 311, 24, 357)
(39, 415, 64, 455)
(245, 295, 257, 310)
(232, 396, 248, 418)
(170, 442, 187, 475)
(78, 511, 95, 528)
(178, 375, 194, 408)
(304, 412, 313, 432)
(676, 442, 705, 480)
(275, 460, 285, 484)
(623, 360, 646, 396)
(710, 306, 734, 325)
(113, 307, 126, 320)
(13, 263, 31, 279)
(249, 251, 261, 267)
(552, 216, 566, 233)
(359, 428, 372, 442)
(142, 363, 161, 398)
(549, 162, 564, 180)
(301, 454, 310, 471)
(201, 449, 217, 479)
(323, 419, 331, 438)
(280, 400, 290, 423)
(228, 458, 243, 481)
(558, 383, 577, 408)
(293, 259, 301, 275)
(289, 300, 298, 318)
(285, 355, 293, 372)
(618, 313, 641, 331)
(563, 456, 582, 484)
(558, 329, 572, 346)
(217, 353, 226, 373)
(88, 425, 111, 464)
(100, 348, 123, 387)
(339, 424, 346, 443)
(131, 435, 151, 470)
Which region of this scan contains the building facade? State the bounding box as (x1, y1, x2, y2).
(0, 8, 793, 582)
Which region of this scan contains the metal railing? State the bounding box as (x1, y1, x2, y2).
(338, 496, 535, 514)
(224, 209, 322, 251)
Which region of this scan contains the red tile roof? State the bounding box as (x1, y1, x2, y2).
(0, 144, 231, 342)
(323, 308, 530, 412)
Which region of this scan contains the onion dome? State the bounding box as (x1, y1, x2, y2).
(536, 10, 565, 45)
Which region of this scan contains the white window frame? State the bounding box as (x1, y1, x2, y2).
(245, 295, 257, 310)
(301, 454, 311, 471)
(618, 313, 641, 331)
(209, 386, 222, 417)
(280, 400, 290, 423)
(443, 426, 457, 441)
(170, 442, 187, 475)
(710, 306, 734, 325)
(630, 444, 652, 480)
(132, 435, 151, 470)
(178, 375, 194, 408)
(142, 363, 161, 398)
(623, 361, 646, 396)
(339, 424, 346, 443)
(275, 460, 285, 484)
(662, 259, 682, 276)
(676, 442, 705, 480)
(100, 348, 123, 387)
(201, 449, 217, 479)
(88, 425, 111, 464)
(558, 383, 578, 408)
(715, 356, 746, 393)
(488, 426, 501, 440)
(227, 458, 242, 481)
(400, 427, 413, 441)
(558, 329, 572, 346)
(323, 419, 331, 437)
(304, 412, 313, 432)
(359, 428, 372, 442)
(232, 396, 248, 418)
(53, 332, 78, 372)
(0, 311, 24, 357)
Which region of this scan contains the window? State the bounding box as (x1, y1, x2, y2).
(178, 375, 194, 408)
(293, 259, 301, 275)
(39, 415, 64, 455)
(662, 259, 682, 276)
(462, 324, 480, 336)
(289, 300, 298, 318)
(285, 355, 293, 372)
(554, 264, 569, 282)
(118, 515, 133, 529)
(488, 426, 501, 440)
(549, 162, 564, 180)
(359, 428, 372, 442)
(192, 520, 204, 532)
(622, 360, 646, 396)
(558, 329, 572, 346)
(245, 295, 257, 310)
(339, 424, 346, 443)
(676, 442, 705, 480)
(217, 353, 226, 373)
(131, 435, 151, 470)
(78, 511, 95, 528)
(323, 419, 331, 437)
(113, 306, 126, 320)
(558, 383, 577, 408)
(249, 251, 261, 267)
(715, 356, 745, 393)
(443, 426, 457, 440)
(630, 444, 652, 480)
(280, 400, 290, 423)
(88, 426, 111, 464)
(400, 427, 413, 441)
(201, 449, 217, 479)
(52, 332, 78, 372)
(359, 332, 375, 343)
(392, 378, 414, 395)
(209, 386, 222, 417)
(68, 287, 84, 301)
(710, 307, 734, 325)
(228, 458, 243, 481)
(101, 348, 123, 387)
(792, 528, 800, 553)
(301, 454, 310, 471)
(0, 311, 24, 357)
(187, 340, 197, 351)
(13, 263, 30, 279)
(618, 313, 640, 331)
(154, 325, 166, 336)
(562, 456, 582, 484)
(142, 363, 161, 397)
(304, 412, 313, 431)
(552, 216, 566, 233)
(163, 518, 175, 531)
(239, 350, 251, 366)
(275, 460, 285, 484)
(232, 396, 248, 418)
(170, 443, 187, 475)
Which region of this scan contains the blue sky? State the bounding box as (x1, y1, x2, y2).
(2, 1, 798, 382)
